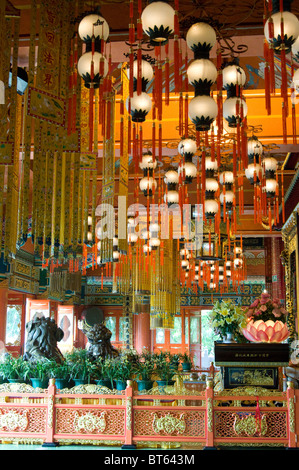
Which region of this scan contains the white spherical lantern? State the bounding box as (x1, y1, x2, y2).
(265, 11, 299, 53)
(126, 91, 152, 122)
(188, 95, 218, 131)
(186, 22, 217, 57)
(265, 178, 278, 197)
(141, 1, 175, 45)
(149, 237, 161, 249)
(179, 161, 198, 183)
(245, 163, 262, 183)
(220, 190, 234, 205)
(187, 59, 217, 92)
(205, 178, 219, 192)
(178, 138, 197, 157)
(263, 156, 278, 173)
(139, 176, 157, 196)
(291, 35, 299, 60)
(77, 51, 108, 88)
(126, 59, 154, 88)
(165, 190, 179, 205)
(139, 152, 157, 171)
(247, 136, 263, 160)
(219, 171, 234, 185)
(205, 156, 218, 171)
(205, 199, 219, 216)
(164, 168, 179, 185)
(223, 96, 248, 127)
(222, 64, 246, 90)
(78, 14, 110, 43)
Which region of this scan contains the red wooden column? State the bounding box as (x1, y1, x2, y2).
(0, 282, 8, 349)
(121, 381, 136, 449)
(134, 311, 151, 353)
(42, 379, 59, 447)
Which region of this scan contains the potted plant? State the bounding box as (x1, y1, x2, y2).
(209, 300, 248, 343)
(109, 357, 134, 391)
(24, 360, 51, 388)
(133, 354, 155, 391)
(168, 353, 181, 370)
(65, 348, 97, 385)
(180, 352, 193, 371)
(0, 354, 26, 384)
(93, 357, 113, 389)
(243, 292, 289, 343)
(154, 353, 176, 390)
(48, 360, 70, 390)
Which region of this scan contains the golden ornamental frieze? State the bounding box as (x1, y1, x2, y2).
(233, 413, 268, 437)
(152, 412, 186, 436)
(74, 411, 107, 434)
(58, 383, 123, 395)
(0, 409, 29, 432)
(0, 382, 46, 394)
(215, 386, 285, 398)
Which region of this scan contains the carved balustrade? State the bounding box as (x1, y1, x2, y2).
(0, 379, 297, 449)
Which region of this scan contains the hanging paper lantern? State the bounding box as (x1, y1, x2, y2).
(220, 190, 234, 206)
(245, 163, 262, 184)
(139, 176, 157, 196)
(223, 96, 248, 127)
(263, 156, 278, 175)
(204, 199, 219, 217)
(126, 91, 152, 122)
(205, 156, 218, 171)
(187, 59, 217, 94)
(222, 63, 246, 94)
(247, 135, 263, 162)
(186, 22, 217, 58)
(291, 35, 299, 60)
(178, 159, 198, 183)
(205, 178, 219, 193)
(178, 137, 197, 158)
(188, 95, 218, 131)
(78, 13, 110, 48)
(164, 190, 179, 205)
(141, 0, 175, 45)
(164, 168, 179, 185)
(264, 178, 278, 197)
(139, 151, 157, 171)
(127, 59, 154, 91)
(77, 51, 108, 88)
(264, 10, 299, 54)
(219, 171, 234, 185)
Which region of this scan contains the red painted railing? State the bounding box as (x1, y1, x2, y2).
(0, 379, 297, 449)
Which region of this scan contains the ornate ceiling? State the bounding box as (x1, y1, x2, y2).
(7, 0, 299, 237)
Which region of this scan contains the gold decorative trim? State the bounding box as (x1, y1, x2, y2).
(152, 413, 186, 435)
(74, 411, 107, 434)
(0, 409, 29, 432)
(126, 397, 132, 431)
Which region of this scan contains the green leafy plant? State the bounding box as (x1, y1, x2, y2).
(133, 354, 155, 381)
(48, 360, 70, 380)
(209, 300, 247, 342)
(65, 348, 97, 382)
(24, 360, 52, 381)
(154, 352, 177, 383)
(108, 357, 134, 382)
(0, 354, 27, 381)
(179, 352, 193, 365)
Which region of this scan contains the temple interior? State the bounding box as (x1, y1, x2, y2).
(0, 0, 299, 454)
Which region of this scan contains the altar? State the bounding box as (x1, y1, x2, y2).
(214, 342, 289, 390)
